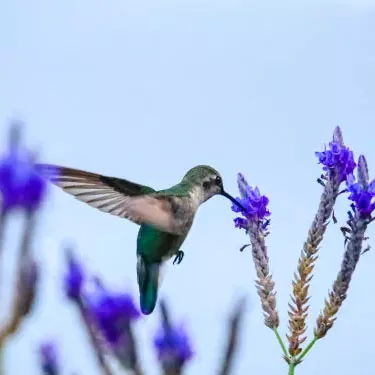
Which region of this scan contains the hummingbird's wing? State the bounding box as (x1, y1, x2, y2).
(36, 163, 182, 234)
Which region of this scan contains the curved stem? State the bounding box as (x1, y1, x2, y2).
(297, 338, 318, 362)
(273, 328, 288, 358)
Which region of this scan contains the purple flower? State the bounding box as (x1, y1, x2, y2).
(0, 123, 46, 212)
(64, 248, 85, 301)
(39, 342, 58, 375)
(231, 173, 270, 230)
(315, 126, 356, 182)
(154, 324, 194, 365)
(346, 159, 375, 217)
(86, 281, 140, 347)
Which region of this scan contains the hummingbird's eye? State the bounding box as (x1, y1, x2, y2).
(215, 176, 222, 185)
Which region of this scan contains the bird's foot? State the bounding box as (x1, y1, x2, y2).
(173, 250, 184, 265)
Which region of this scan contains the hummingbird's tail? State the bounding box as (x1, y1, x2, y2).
(137, 256, 160, 315)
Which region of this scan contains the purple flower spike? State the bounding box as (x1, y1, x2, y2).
(154, 324, 194, 366)
(346, 156, 375, 217)
(231, 173, 270, 231)
(86, 281, 140, 347)
(0, 122, 46, 212)
(64, 248, 85, 301)
(39, 341, 59, 375)
(315, 126, 356, 182)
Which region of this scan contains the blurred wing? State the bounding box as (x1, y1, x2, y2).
(36, 163, 178, 233)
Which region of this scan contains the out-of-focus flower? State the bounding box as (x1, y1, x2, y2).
(0, 122, 46, 212)
(64, 248, 85, 301)
(154, 324, 194, 365)
(39, 341, 59, 375)
(315, 126, 356, 182)
(86, 281, 140, 348)
(154, 301, 194, 372)
(231, 173, 271, 231)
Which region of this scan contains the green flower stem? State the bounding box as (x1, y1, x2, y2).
(285, 337, 318, 374)
(288, 362, 296, 375)
(297, 337, 318, 362)
(272, 328, 288, 358)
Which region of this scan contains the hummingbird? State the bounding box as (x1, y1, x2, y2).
(36, 163, 244, 315)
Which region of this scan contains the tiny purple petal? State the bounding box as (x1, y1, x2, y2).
(234, 217, 248, 229)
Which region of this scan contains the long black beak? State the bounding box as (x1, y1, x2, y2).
(221, 190, 247, 212)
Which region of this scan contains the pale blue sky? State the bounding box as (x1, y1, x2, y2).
(1, 0, 375, 374)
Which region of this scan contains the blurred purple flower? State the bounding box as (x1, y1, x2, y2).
(86, 281, 140, 347)
(231, 173, 270, 230)
(39, 341, 59, 375)
(0, 123, 46, 212)
(315, 126, 356, 182)
(64, 248, 85, 301)
(154, 323, 194, 366)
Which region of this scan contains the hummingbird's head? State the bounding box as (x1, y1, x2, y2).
(182, 166, 245, 210)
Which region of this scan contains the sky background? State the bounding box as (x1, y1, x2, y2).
(1, 0, 375, 374)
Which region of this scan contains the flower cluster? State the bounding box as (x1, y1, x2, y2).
(62, 248, 196, 373)
(0, 122, 46, 213)
(346, 170, 375, 217)
(231, 173, 271, 230)
(315, 126, 356, 182)
(86, 281, 140, 347)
